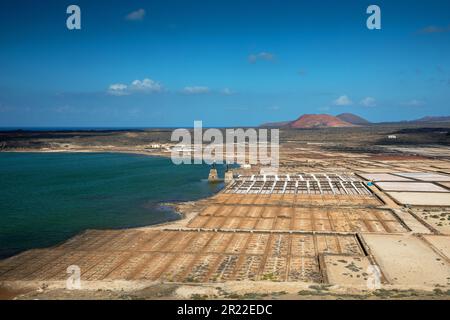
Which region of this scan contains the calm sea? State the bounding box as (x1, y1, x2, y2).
(0, 152, 224, 258)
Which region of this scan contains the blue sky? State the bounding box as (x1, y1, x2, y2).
(0, 0, 449, 127)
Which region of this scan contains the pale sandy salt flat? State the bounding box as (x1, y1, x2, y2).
(362, 234, 450, 287)
(323, 255, 372, 287)
(376, 182, 449, 193)
(387, 192, 450, 206)
(394, 172, 450, 182)
(357, 168, 411, 174)
(422, 235, 450, 260)
(357, 173, 414, 182)
(409, 209, 450, 235)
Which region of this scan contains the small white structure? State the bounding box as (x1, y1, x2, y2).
(388, 135, 397, 139)
(224, 170, 234, 184)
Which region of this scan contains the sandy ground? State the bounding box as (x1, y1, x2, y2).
(386, 192, 450, 206)
(410, 209, 450, 234)
(362, 234, 450, 287)
(421, 235, 450, 260)
(376, 182, 449, 193)
(323, 255, 373, 287)
(1, 280, 449, 300)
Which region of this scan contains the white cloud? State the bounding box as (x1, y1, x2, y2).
(333, 95, 353, 106)
(130, 78, 163, 93)
(360, 97, 376, 107)
(182, 86, 210, 94)
(107, 78, 163, 96)
(108, 83, 129, 96)
(402, 99, 425, 107)
(248, 52, 275, 63)
(125, 9, 146, 21)
(221, 88, 233, 95)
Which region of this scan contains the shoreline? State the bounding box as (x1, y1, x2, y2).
(0, 150, 224, 259)
(0, 147, 171, 159)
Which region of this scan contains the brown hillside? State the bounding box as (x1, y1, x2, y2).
(336, 113, 370, 125)
(288, 114, 356, 128)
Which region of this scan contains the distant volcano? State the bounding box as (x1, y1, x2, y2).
(259, 113, 450, 128)
(411, 116, 450, 123)
(259, 112, 374, 128)
(336, 113, 371, 125)
(288, 114, 356, 128)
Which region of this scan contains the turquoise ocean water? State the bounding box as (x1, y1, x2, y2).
(0, 152, 224, 258)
